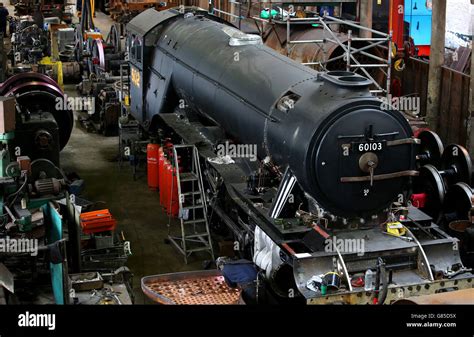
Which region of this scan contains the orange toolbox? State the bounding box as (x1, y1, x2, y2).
(80, 209, 117, 234)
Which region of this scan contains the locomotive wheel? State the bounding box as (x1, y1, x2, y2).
(415, 164, 446, 220)
(0, 72, 59, 93)
(0, 74, 72, 149)
(87, 39, 106, 75)
(75, 26, 84, 63)
(86, 38, 95, 75)
(269, 263, 300, 299)
(441, 144, 472, 185)
(106, 24, 121, 53)
(7, 84, 74, 150)
(444, 182, 473, 219)
(417, 130, 444, 168)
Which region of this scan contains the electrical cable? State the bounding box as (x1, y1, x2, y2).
(7, 171, 28, 207)
(370, 258, 388, 305)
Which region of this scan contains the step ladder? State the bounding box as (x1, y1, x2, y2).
(167, 144, 215, 264)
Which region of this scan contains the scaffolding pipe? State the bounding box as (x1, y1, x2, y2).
(346, 30, 352, 71)
(323, 39, 388, 64)
(288, 40, 326, 44)
(318, 18, 382, 91)
(325, 15, 388, 37)
(212, 8, 243, 19)
(386, 30, 393, 96)
(350, 64, 389, 68)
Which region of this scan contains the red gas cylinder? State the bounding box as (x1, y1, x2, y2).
(161, 160, 171, 210)
(158, 148, 165, 200)
(168, 166, 179, 217)
(147, 143, 160, 190)
(161, 162, 180, 217)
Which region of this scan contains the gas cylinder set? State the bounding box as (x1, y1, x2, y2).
(146, 141, 179, 217)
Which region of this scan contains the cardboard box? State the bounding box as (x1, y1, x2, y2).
(0, 97, 16, 134)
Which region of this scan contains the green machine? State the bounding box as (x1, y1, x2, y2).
(0, 97, 66, 232)
(0, 97, 27, 230)
(0, 117, 32, 231)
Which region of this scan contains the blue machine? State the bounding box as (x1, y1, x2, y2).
(404, 0, 432, 55)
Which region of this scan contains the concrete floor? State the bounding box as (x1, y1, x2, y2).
(58, 11, 207, 304)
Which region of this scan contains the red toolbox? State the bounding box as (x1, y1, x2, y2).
(80, 209, 117, 234)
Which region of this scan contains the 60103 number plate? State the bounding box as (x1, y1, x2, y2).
(354, 141, 385, 153)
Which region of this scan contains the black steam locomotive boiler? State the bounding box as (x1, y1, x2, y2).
(126, 8, 474, 304)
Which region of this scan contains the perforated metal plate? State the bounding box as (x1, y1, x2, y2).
(142, 270, 241, 305)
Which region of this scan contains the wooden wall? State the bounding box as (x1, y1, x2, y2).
(401, 57, 471, 147)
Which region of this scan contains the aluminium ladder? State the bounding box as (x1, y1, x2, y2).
(167, 144, 215, 264)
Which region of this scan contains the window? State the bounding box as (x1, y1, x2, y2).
(130, 34, 143, 63)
